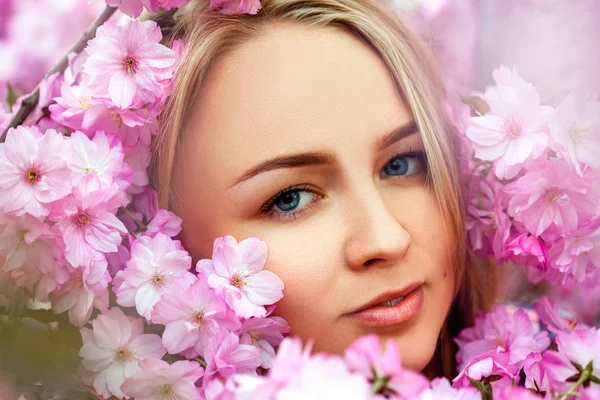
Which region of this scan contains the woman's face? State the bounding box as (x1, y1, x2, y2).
(173, 24, 455, 371)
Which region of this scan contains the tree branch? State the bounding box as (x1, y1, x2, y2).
(1, 5, 118, 142)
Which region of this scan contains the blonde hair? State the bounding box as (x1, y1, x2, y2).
(151, 0, 498, 379)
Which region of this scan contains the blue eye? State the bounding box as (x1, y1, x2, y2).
(262, 185, 319, 220)
(381, 153, 426, 177)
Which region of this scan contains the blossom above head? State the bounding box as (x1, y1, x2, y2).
(83, 19, 177, 109)
(209, 0, 262, 15)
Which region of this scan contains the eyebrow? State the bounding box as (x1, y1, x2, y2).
(230, 120, 418, 188)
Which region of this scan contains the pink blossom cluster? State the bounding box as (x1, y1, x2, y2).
(78, 234, 287, 399)
(453, 301, 600, 399)
(0, 17, 184, 328)
(104, 0, 261, 17)
(462, 66, 600, 286)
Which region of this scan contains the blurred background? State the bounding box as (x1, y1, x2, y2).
(2, 0, 600, 106)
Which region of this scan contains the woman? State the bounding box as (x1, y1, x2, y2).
(151, 0, 498, 380)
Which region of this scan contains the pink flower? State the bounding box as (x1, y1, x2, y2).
(196, 235, 284, 319)
(465, 175, 499, 258)
(237, 315, 290, 368)
(69, 131, 132, 192)
(452, 351, 517, 390)
(416, 378, 480, 400)
(0, 126, 72, 218)
(50, 257, 110, 327)
(581, 386, 600, 400)
(79, 308, 166, 399)
(116, 233, 194, 320)
(152, 277, 240, 355)
(344, 334, 429, 398)
(466, 70, 554, 180)
(145, 209, 182, 238)
(504, 160, 597, 240)
(546, 218, 600, 284)
(533, 297, 578, 334)
(52, 181, 126, 268)
(121, 359, 203, 400)
(204, 332, 262, 381)
(83, 20, 177, 109)
(209, 0, 262, 15)
(106, 0, 191, 18)
(550, 91, 600, 174)
(522, 352, 549, 394)
(503, 232, 548, 270)
(0, 213, 70, 301)
(493, 386, 542, 400)
(274, 355, 372, 400)
(456, 305, 549, 371)
(541, 326, 600, 393)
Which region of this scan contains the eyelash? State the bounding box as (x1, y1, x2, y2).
(259, 150, 428, 221)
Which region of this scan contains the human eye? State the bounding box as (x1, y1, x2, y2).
(259, 184, 323, 221)
(380, 150, 428, 179)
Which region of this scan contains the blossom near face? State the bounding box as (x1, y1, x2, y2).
(172, 24, 455, 371)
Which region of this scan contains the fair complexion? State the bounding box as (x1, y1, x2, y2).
(172, 23, 455, 371)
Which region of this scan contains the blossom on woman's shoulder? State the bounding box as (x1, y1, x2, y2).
(344, 334, 429, 399)
(78, 307, 166, 399)
(51, 180, 127, 269)
(416, 378, 480, 400)
(465, 77, 553, 180)
(121, 359, 203, 400)
(549, 91, 600, 175)
(68, 131, 132, 193)
(0, 126, 72, 218)
(541, 326, 600, 393)
(456, 305, 549, 371)
(504, 160, 597, 241)
(116, 232, 194, 320)
(152, 276, 240, 356)
(209, 0, 262, 15)
(197, 235, 284, 319)
(83, 19, 177, 109)
(237, 315, 290, 368)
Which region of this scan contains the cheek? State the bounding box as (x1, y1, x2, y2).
(260, 225, 348, 348)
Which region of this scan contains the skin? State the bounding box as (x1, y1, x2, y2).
(172, 23, 455, 372)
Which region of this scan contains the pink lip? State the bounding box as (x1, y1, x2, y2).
(344, 283, 424, 328)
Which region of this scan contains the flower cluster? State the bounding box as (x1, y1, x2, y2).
(462, 66, 600, 287)
(453, 300, 600, 399)
(0, 0, 599, 399)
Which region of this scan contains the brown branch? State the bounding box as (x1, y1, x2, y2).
(1, 5, 118, 142)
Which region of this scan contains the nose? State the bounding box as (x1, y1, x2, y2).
(343, 186, 411, 270)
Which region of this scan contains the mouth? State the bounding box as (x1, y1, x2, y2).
(343, 282, 425, 328)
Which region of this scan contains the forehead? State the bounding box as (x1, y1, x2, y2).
(180, 23, 412, 186)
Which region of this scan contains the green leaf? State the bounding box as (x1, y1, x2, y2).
(6, 82, 18, 109)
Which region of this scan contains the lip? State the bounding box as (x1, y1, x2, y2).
(344, 282, 424, 328)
